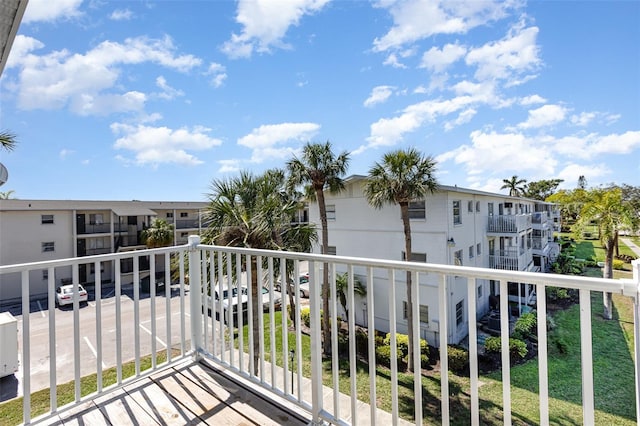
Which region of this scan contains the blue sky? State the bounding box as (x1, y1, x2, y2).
(1, 0, 639, 201)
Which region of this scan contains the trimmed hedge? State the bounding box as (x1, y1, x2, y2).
(484, 336, 528, 360)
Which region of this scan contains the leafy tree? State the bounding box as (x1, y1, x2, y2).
(501, 175, 527, 197)
(547, 188, 590, 229)
(523, 179, 564, 201)
(286, 141, 350, 356)
(334, 272, 366, 323)
(0, 190, 16, 199)
(575, 188, 635, 319)
(364, 147, 438, 372)
(141, 218, 174, 248)
(203, 169, 317, 374)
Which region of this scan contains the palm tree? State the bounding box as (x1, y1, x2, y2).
(286, 141, 350, 356)
(501, 175, 527, 197)
(0, 131, 17, 152)
(335, 272, 366, 323)
(364, 147, 438, 372)
(203, 169, 317, 374)
(575, 187, 634, 319)
(141, 218, 174, 248)
(0, 190, 16, 199)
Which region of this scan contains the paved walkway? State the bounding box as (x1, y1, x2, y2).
(621, 237, 640, 257)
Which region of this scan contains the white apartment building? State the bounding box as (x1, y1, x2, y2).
(0, 199, 208, 303)
(308, 175, 560, 347)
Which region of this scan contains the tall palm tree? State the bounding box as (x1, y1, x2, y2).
(501, 175, 527, 197)
(364, 147, 438, 372)
(575, 187, 634, 319)
(286, 141, 350, 356)
(203, 169, 317, 374)
(141, 218, 174, 248)
(0, 131, 17, 152)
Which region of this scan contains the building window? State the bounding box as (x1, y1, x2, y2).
(326, 205, 336, 220)
(166, 212, 174, 218)
(467, 200, 473, 213)
(180, 212, 188, 218)
(488, 202, 494, 217)
(42, 242, 55, 252)
(477, 285, 483, 299)
(403, 302, 429, 323)
(408, 200, 426, 219)
(402, 251, 427, 262)
(181, 232, 189, 238)
(477, 243, 482, 255)
(42, 270, 48, 280)
(89, 213, 103, 225)
(453, 201, 461, 225)
(454, 249, 463, 266)
(456, 301, 464, 326)
(476, 201, 481, 212)
(326, 246, 337, 255)
(41, 214, 54, 224)
(469, 245, 474, 259)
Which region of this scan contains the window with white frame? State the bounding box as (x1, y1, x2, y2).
(180, 212, 188, 218)
(42, 242, 55, 252)
(403, 302, 429, 323)
(453, 200, 462, 224)
(456, 300, 464, 326)
(326, 246, 337, 255)
(326, 205, 336, 220)
(408, 200, 426, 219)
(166, 212, 174, 218)
(454, 249, 463, 266)
(476, 201, 481, 212)
(42, 270, 48, 280)
(41, 214, 54, 224)
(468, 200, 474, 213)
(402, 251, 427, 262)
(469, 245, 474, 258)
(477, 242, 482, 255)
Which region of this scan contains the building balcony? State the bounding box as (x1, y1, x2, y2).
(175, 219, 199, 229)
(77, 223, 111, 234)
(1, 238, 638, 425)
(487, 214, 532, 235)
(489, 248, 533, 271)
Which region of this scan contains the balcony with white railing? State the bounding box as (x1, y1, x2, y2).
(487, 214, 532, 235)
(0, 236, 639, 425)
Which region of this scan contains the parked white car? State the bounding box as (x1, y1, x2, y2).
(55, 284, 88, 307)
(261, 287, 282, 311)
(274, 273, 310, 298)
(205, 286, 248, 325)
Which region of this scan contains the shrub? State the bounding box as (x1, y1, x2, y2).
(383, 333, 409, 359)
(513, 312, 537, 340)
(300, 307, 311, 328)
(484, 336, 528, 360)
(612, 259, 625, 270)
(355, 328, 368, 357)
(447, 345, 469, 373)
(420, 339, 429, 367)
(375, 344, 404, 369)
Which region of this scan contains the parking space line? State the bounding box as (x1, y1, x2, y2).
(36, 301, 46, 318)
(83, 336, 107, 369)
(138, 324, 167, 348)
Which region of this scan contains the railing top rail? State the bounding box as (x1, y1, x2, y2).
(0, 245, 189, 274)
(196, 243, 634, 296)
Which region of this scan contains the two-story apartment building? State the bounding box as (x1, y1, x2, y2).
(0, 199, 208, 303)
(307, 175, 560, 346)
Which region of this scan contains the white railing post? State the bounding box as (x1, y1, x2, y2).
(631, 259, 640, 426)
(188, 235, 203, 359)
(309, 261, 324, 425)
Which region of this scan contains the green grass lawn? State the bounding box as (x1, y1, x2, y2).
(237, 291, 637, 426)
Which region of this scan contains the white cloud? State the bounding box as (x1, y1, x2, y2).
(59, 149, 74, 159)
(382, 53, 407, 68)
(218, 159, 241, 173)
(570, 112, 596, 127)
(373, 0, 517, 52)
(466, 23, 541, 83)
(206, 63, 227, 88)
(110, 9, 134, 21)
(520, 94, 546, 105)
(155, 76, 184, 100)
(111, 123, 222, 166)
(4, 35, 44, 69)
(10, 35, 201, 115)
(238, 122, 320, 162)
(517, 104, 567, 129)
(23, 0, 83, 23)
(221, 0, 331, 59)
(444, 108, 476, 131)
(420, 43, 466, 73)
(364, 85, 395, 107)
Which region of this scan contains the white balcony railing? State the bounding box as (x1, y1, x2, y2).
(487, 214, 532, 234)
(1, 235, 639, 425)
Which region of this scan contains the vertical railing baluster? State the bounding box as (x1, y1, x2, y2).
(499, 280, 511, 425)
(227, 253, 235, 367)
(115, 259, 122, 384)
(95, 261, 103, 391)
(236, 252, 244, 372)
(179, 253, 186, 355)
(294, 260, 303, 401)
(201, 250, 208, 356)
(47, 267, 57, 413)
(537, 284, 549, 426)
(150, 255, 156, 370)
(348, 264, 358, 425)
(412, 270, 422, 426)
(579, 289, 594, 425)
(388, 269, 398, 425)
(268, 257, 276, 388)
(468, 278, 479, 426)
(21, 270, 31, 423)
(258, 256, 265, 382)
(210, 250, 217, 358)
(217, 251, 225, 362)
(188, 235, 203, 360)
(133, 256, 140, 376)
(73, 264, 81, 402)
(330, 263, 340, 419)
(367, 266, 377, 426)
(309, 260, 323, 424)
(247, 253, 254, 376)
(165, 252, 171, 363)
(280, 256, 289, 394)
(439, 273, 450, 425)
(631, 260, 640, 426)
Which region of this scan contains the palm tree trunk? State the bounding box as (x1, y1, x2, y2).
(316, 187, 331, 356)
(602, 236, 616, 320)
(400, 202, 415, 372)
